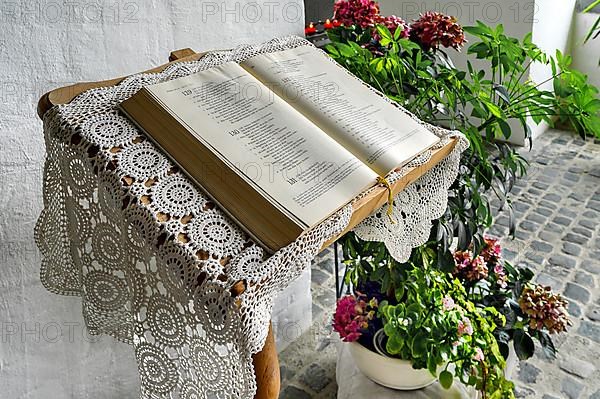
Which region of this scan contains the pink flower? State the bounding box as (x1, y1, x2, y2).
(332, 294, 375, 342)
(473, 347, 485, 362)
(493, 264, 508, 288)
(519, 284, 572, 334)
(481, 236, 502, 264)
(458, 317, 473, 336)
(452, 250, 488, 282)
(442, 295, 455, 311)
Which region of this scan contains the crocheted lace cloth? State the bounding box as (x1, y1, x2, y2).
(34, 36, 468, 398)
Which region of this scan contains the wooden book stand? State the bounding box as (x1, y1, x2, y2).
(37, 48, 457, 399)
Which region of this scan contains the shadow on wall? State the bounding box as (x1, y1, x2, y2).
(305, 0, 334, 23)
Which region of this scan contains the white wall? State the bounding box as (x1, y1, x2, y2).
(0, 1, 305, 397)
(379, 0, 577, 144)
(571, 12, 600, 89)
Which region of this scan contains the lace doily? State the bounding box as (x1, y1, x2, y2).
(34, 35, 468, 398)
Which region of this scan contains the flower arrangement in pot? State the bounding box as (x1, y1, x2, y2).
(333, 235, 515, 398)
(452, 237, 571, 366)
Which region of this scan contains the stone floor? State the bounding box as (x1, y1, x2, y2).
(278, 130, 600, 399)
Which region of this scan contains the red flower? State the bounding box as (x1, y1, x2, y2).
(333, 0, 380, 29)
(409, 12, 466, 51)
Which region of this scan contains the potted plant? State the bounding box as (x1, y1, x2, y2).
(451, 236, 571, 368)
(322, 2, 580, 397)
(333, 236, 515, 398)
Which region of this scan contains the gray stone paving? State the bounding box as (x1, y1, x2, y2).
(278, 130, 600, 399)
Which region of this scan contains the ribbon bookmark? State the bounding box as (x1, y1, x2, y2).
(376, 176, 397, 224)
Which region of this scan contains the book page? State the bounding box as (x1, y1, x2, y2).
(241, 46, 440, 176)
(146, 62, 377, 227)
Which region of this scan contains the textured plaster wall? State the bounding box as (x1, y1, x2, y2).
(0, 1, 305, 397)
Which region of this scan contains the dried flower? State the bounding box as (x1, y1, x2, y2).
(409, 12, 466, 51)
(458, 317, 474, 336)
(442, 295, 456, 311)
(333, 294, 376, 342)
(453, 250, 489, 282)
(333, 0, 380, 28)
(518, 284, 571, 334)
(473, 347, 485, 362)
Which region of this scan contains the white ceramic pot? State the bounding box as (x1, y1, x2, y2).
(348, 341, 438, 390)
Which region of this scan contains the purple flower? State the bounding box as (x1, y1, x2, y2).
(481, 236, 502, 264)
(493, 264, 508, 288)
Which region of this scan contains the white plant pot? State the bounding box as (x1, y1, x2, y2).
(348, 342, 438, 390)
(504, 344, 519, 377)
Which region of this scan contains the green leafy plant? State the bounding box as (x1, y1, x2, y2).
(551, 50, 600, 138)
(325, 2, 584, 396)
(337, 233, 515, 398)
(327, 19, 600, 257)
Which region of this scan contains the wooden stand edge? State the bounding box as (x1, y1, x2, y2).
(37, 48, 204, 119)
(320, 137, 458, 250)
(37, 47, 280, 399)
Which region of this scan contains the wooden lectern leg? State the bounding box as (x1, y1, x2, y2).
(252, 323, 280, 399)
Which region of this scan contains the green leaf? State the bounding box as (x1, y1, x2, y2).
(325, 44, 340, 57)
(393, 25, 403, 40)
(386, 335, 403, 355)
(427, 354, 438, 376)
(337, 43, 355, 58)
(513, 330, 535, 360)
(536, 330, 557, 359)
(583, 0, 600, 13)
(584, 15, 600, 43)
(394, 285, 405, 302)
(411, 331, 428, 356)
(493, 84, 511, 104)
(398, 38, 420, 52)
(498, 119, 512, 139)
(377, 25, 393, 46)
(437, 248, 455, 273)
(483, 100, 504, 118)
(439, 370, 453, 389)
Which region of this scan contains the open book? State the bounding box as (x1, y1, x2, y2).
(120, 45, 440, 252)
